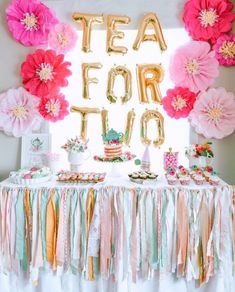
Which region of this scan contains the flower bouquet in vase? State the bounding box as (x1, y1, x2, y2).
(62, 137, 90, 171)
(185, 142, 214, 168)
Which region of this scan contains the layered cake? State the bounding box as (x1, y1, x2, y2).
(102, 129, 124, 159)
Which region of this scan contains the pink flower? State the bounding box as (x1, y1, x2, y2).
(48, 23, 78, 54)
(214, 34, 235, 66)
(169, 41, 219, 93)
(6, 0, 58, 47)
(38, 93, 69, 122)
(183, 0, 235, 44)
(162, 87, 197, 119)
(189, 87, 235, 139)
(0, 87, 42, 137)
(21, 49, 72, 97)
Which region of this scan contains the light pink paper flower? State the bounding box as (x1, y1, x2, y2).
(21, 49, 72, 97)
(183, 0, 235, 44)
(48, 23, 78, 54)
(6, 0, 58, 47)
(0, 87, 42, 137)
(38, 93, 69, 122)
(189, 87, 235, 139)
(162, 87, 197, 119)
(169, 41, 219, 93)
(214, 34, 235, 66)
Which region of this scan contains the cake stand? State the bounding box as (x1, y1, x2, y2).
(94, 152, 136, 178)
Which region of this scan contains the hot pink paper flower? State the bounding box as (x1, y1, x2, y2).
(48, 23, 78, 54)
(214, 34, 235, 66)
(0, 87, 42, 137)
(183, 0, 235, 44)
(38, 93, 69, 122)
(6, 0, 58, 47)
(162, 87, 197, 119)
(169, 41, 219, 93)
(21, 49, 72, 97)
(189, 87, 235, 139)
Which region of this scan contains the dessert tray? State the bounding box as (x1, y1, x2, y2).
(128, 171, 158, 184)
(57, 171, 106, 184)
(9, 167, 51, 186)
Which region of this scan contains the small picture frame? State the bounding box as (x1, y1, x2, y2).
(21, 133, 51, 168)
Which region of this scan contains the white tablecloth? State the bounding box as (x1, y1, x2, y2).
(0, 177, 234, 292)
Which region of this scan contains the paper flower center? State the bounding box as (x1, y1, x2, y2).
(21, 13, 38, 31)
(185, 59, 199, 74)
(199, 8, 218, 28)
(36, 63, 54, 82)
(57, 33, 69, 47)
(207, 107, 222, 121)
(12, 105, 27, 119)
(172, 95, 187, 111)
(45, 99, 61, 117)
(219, 41, 235, 59)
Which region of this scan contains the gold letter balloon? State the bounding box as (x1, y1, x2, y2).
(70, 106, 100, 140)
(137, 64, 164, 104)
(82, 63, 103, 99)
(73, 13, 104, 52)
(101, 108, 135, 146)
(133, 12, 167, 52)
(107, 65, 132, 104)
(106, 15, 130, 55)
(140, 109, 165, 147)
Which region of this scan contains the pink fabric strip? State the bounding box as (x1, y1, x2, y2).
(130, 189, 137, 282)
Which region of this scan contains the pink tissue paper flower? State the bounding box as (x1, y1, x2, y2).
(21, 49, 72, 97)
(183, 0, 235, 44)
(0, 87, 42, 137)
(38, 93, 69, 122)
(162, 87, 197, 119)
(169, 41, 219, 93)
(6, 0, 58, 47)
(214, 34, 235, 66)
(189, 87, 235, 139)
(48, 23, 78, 54)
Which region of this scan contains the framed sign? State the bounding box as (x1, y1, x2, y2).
(21, 133, 51, 168)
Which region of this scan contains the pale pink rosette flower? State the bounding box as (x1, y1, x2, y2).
(189, 87, 235, 139)
(183, 0, 235, 44)
(0, 87, 42, 137)
(48, 23, 78, 54)
(170, 41, 219, 93)
(6, 0, 58, 46)
(214, 34, 235, 66)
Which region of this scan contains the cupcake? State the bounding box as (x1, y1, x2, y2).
(166, 174, 177, 185)
(193, 174, 205, 185)
(179, 175, 190, 185)
(209, 176, 220, 186)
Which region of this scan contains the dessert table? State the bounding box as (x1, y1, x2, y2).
(0, 177, 234, 292)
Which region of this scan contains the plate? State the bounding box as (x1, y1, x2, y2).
(10, 175, 51, 186)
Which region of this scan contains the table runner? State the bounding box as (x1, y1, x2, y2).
(0, 178, 234, 291)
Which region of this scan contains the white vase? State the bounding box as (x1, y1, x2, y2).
(68, 151, 90, 171)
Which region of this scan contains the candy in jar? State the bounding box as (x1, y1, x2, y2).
(164, 148, 178, 170)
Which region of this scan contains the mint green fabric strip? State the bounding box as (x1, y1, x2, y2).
(41, 189, 49, 266)
(160, 190, 168, 271)
(80, 189, 87, 278)
(70, 189, 78, 274)
(151, 191, 158, 269)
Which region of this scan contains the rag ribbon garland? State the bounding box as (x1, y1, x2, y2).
(0, 185, 234, 287)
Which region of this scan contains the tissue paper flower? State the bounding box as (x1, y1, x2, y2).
(38, 93, 69, 122)
(6, 0, 58, 46)
(21, 49, 72, 97)
(48, 23, 78, 54)
(189, 87, 235, 139)
(183, 0, 235, 44)
(162, 87, 197, 119)
(214, 34, 235, 66)
(0, 87, 41, 137)
(169, 41, 219, 93)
